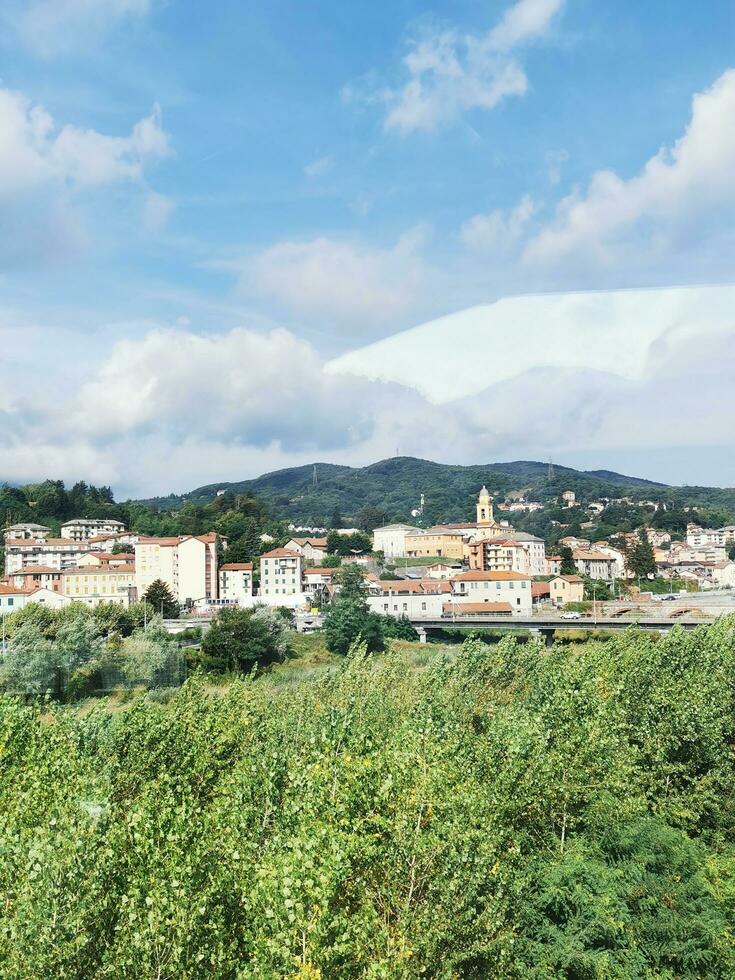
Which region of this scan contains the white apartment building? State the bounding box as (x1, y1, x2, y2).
(450, 570, 532, 616)
(3, 523, 51, 542)
(259, 548, 304, 605)
(61, 565, 136, 607)
(508, 532, 547, 576)
(218, 562, 254, 604)
(573, 549, 617, 581)
(303, 567, 335, 604)
(134, 533, 220, 606)
(4, 538, 92, 575)
(88, 532, 140, 551)
(61, 518, 127, 541)
(372, 524, 418, 559)
(686, 524, 735, 548)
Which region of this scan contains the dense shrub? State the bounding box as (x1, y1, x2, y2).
(1, 622, 735, 975)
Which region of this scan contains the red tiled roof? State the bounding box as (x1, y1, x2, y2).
(261, 548, 301, 559)
(289, 537, 328, 547)
(220, 563, 254, 571)
(532, 582, 551, 597)
(11, 566, 60, 576)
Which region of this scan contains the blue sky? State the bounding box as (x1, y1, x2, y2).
(2, 0, 735, 496)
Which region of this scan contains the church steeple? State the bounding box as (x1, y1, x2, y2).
(476, 486, 494, 525)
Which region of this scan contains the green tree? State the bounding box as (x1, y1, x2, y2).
(628, 535, 656, 578)
(559, 545, 577, 575)
(143, 580, 179, 618)
(198, 605, 289, 673)
(324, 564, 385, 656)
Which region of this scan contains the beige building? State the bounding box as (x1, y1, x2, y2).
(134, 533, 221, 605)
(405, 527, 467, 560)
(218, 562, 254, 604)
(3, 523, 51, 542)
(550, 575, 584, 606)
(573, 550, 617, 581)
(284, 537, 328, 562)
(62, 564, 136, 607)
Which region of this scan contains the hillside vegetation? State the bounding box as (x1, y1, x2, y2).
(2, 624, 735, 976)
(140, 456, 735, 529)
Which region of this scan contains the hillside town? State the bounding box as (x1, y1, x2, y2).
(3, 486, 734, 621)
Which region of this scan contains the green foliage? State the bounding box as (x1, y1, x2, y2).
(381, 614, 419, 641)
(628, 534, 657, 578)
(197, 605, 290, 673)
(559, 545, 577, 575)
(2, 623, 735, 974)
(143, 579, 179, 618)
(326, 529, 372, 555)
(324, 565, 385, 656)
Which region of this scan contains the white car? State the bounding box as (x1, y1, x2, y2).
(561, 611, 581, 620)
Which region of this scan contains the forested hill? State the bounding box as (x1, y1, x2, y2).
(140, 456, 671, 527)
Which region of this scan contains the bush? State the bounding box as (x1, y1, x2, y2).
(197, 605, 290, 673)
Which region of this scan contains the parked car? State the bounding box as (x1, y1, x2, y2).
(561, 611, 581, 620)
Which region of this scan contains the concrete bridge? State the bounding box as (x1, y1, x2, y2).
(408, 615, 712, 645)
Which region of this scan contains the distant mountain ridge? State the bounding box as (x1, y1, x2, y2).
(138, 456, 669, 526)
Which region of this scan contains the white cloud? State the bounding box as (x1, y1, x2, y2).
(525, 69, 735, 266)
(486, 0, 565, 51)
(243, 228, 429, 326)
(361, 0, 564, 133)
(14, 0, 151, 57)
(4, 288, 735, 495)
(0, 89, 171, 197)
(460, 195, 536, 251)
(304, 155, 334, 179)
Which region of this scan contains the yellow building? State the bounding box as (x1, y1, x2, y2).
(62, 564, 136, 607)
(404, 527, 466, 560)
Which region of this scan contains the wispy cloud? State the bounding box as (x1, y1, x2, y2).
(525, 69, 735, 267)
(11, 0, 151, 57)
(303, 155, 334, 179)
(346, 0, 565, 134)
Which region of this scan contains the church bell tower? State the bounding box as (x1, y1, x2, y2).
(476, 486, 494, 526)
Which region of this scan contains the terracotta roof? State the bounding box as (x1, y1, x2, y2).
(572, 550, 615, 561)
(5, 538, 87, 548)
(63, 564, 135, 576)
(220, 562, 254, 571)
(532, 582, 551, 597)
(442, 602, 514, 615)
(136, 537, 182, 547)
(11, 566, 60, 576)
(303, 567, 335, 576)
(289, 537, 328, 547)
(376, 579, 451, 594)
(452, 570, 529, 582)
(0, 584, 31, 595)
(554, 574, 583, 583)
(87, 532, 132, 542)
(195, 533, 219, 544)
(261, 548, 301, 559)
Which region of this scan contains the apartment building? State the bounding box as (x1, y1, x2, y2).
(218, 563, 254, 604)
(5, 566, 63, 593)
(450, 570, 532, 615)
(61, 518, 127, 541)
(61, 565, 136, 607)
(134, 533, 220, 605)
(466, 539, 530, 574)
(572, 549, 617, 581)
(259, 548, 304, 605)
(3, 523, 51, 542)
(4, 538, 92, 575)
